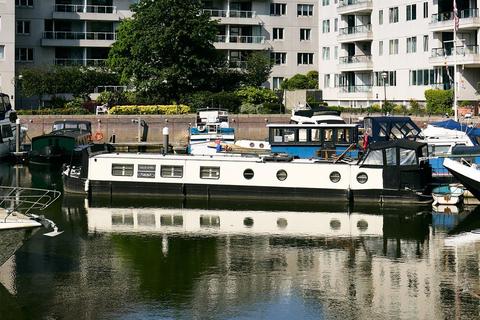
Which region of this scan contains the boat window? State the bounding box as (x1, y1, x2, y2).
(112, 164, 134, 176)
(311, 129, 320, 142)
(399, 148, 417, 165)
(385, 148, 397, 165)
(330, 219, 341, 230)
(200, 215, 220, 228)
(390, 125, 403, 139)
(1, 125, 12, 138)
(138, 213, 156, 226)
(284, 128, 295, 142)
(362, 150, 383, 165)
(161, 165, 183, 178)
(378, 123, 387, 137)
(243, 217, 254, 227)
(298, 128, 308, 142)
(111, 213, 134, 226)
(243, 169, 254, 180)
(337, 128, 350, 143)
(273, 128, 284, 142)
(276, 169, 287, 181)
(138, 164, 156, 178)
(324, 129, 333, 142)
(200, 166, 220, 179)
(277, 218, 288, 229)
(160, 215, 183, 226)
(430, 145, 450, 156)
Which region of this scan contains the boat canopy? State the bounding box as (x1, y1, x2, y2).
(364, 116, 422, 142)
(431, 119, 480, 145)
(361, 140, 428, 166)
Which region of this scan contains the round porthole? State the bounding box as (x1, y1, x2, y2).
(250, 142, 255, 148)
(330, 219, 341, 230)
(243, 217, 254, 227)
(276, 170, 287, 181)
(243, 169, 254, 180)
(357, 172, 368, 184)
(329, 171, 341, 183)
(277, 218, 288, 229)
(357, 220, 368, 232)
(259, 143, 265, 148)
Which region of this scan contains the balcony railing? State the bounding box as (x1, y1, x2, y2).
(228, 61, 247, 69)
(338, 85, 372, 93)
(339, 55, 372, 64)
(43, 31, 117, 41)
(54, 4, 116, 14)
(54, 58, 106, 66)
(202, 9, 256, 18)
(431, 45, 479, 57)
(431, 8, 479, 23)
(216, 35, 265, 44)
(338, 0, 372, 8)
(339, 24, 372, 35)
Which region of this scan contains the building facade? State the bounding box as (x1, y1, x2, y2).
(0, 0, 15, 104)
(319, 0, 480, 107)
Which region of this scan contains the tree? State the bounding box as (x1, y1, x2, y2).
(424, 89, 453, 115)
(108, 0, 221, 102)
(281, 72, 318, 90)
(243, 51, 273, 87)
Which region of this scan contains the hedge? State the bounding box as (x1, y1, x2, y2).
(108, 105, 191, 115)
(16, 107, 90, 115)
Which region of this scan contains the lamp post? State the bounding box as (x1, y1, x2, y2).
(381, 71, 388, 115)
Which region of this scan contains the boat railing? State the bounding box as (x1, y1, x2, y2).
(0, 187, 61, 215)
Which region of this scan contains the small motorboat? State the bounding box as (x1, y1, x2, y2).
(432, 185, 464, 206)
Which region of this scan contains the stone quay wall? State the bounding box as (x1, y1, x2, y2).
(18, 114, 448, 145)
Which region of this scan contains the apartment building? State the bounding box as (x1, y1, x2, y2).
(0, 1, 15, 103)
(319, 0, 480, 107)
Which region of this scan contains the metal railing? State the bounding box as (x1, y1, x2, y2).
(54, 4, 116, 14)
(54, 58, 106, 66)
(202, 9, 256, 18)
(431, 45, 479, 57)
(339, 24, 372, 35)
(216, 35, 265, 44)
(338, 0, 372, 8)
(43, 31, 117, 41)
(339, 55, 372, 64)
(338, 85, 372, 93)
(431, 8, 479, 23)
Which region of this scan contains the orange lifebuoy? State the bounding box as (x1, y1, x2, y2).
(94, 132, 104, 141)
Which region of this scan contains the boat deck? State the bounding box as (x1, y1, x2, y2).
(0, 210, 41, 230)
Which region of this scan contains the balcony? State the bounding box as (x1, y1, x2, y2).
(54, 58, 106, 67)
(338, 25, 372, 43)
(214, 35, 268, 50)
(337, 85, 373, 99)
(53, 4, 120, 21)
(41, 31, 117, 47)
(337, 0, 373, 15)
(202, 9, 261, 25)
(430, 45, 480, 66)
(338, 55, 373, 71)
(430, 9, 480, 31)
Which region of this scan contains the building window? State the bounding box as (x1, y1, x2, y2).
(407, 36, 417, 53)
(16, 20, 30, 35)
(271, 52, 286, 65)
(297, 4, 313, 16)
(298, 52, 314, 64)
(379, 40, 383, 56)
(15, 0, 33, 7)
(322, 20, 330, 33)
(273, 77, 284, 89)
(15, 48, 33, 62)
(334, 46, 338, 59)
(160, 165, 183, 178)
(324, 74, 331, 88)
(423, 35, 428, 52)
(423, 2, 428, 18)
(374, 71, 397, 86)
(389, 7, 399, 23)
(379, 10, 383, 25)
(272, 28, 284, 40)
(334, 18, 338, 32)
(112, 164, 134, 176)
(200, 166, 220, 180)
(300, 28, 311, 41)
(0, 46, 4, 60)
(322, 47, 330, 60)
(137, 164, 156, 178)
(406, 4, 417, 21)
(410, 69, 439, 86)
(389, 39, 398, 55)
(270, 3, 286, 16)
(322, 0, 329, 6)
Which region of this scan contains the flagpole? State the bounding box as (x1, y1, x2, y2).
(453, 0, 458, 121)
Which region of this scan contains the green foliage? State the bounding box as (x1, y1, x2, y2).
(48, 96, 68, 109)
(209, 68, 244, 92)
(96, 91, 130, 106)
(262, 102, 284, 114)
(424, 89, 453, 114)
(235, 86, 278, 105)
(383, 101, 395, 114)
(281, 71, 318, 90)
(16, 107, 90, 115)
(243, 51, 273, 86)
(459, 100, 474, 107)
(306, 70, 319, 88)
(239, 103, 258, 114)
(392, 104, 408, 115)
(108, 0, 220, 102)
(367, 104, 382, 113)
(65, 97, 84, 109)
(108, 105, 191, 115)
(409, 99, 424, 115)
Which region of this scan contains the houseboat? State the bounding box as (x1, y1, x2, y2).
(63, 139, 432, 204)
(0, 93, 18, 159)
(29, 120, 92, 165)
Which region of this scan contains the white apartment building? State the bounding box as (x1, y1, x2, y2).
(0, 0, 15, 104)
(319, 0, 480, 107)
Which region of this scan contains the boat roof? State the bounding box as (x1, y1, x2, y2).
(368, 139, 427, 151)
(267, 123, 358, 128)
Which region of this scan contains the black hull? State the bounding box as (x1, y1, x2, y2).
(447, 168, 480, 200)
(0, 228, 39, 267)
(63, 174, 87, 194)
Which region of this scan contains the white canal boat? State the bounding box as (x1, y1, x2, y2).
(63, 139, 433, 204)
(0, 93, 19, 159)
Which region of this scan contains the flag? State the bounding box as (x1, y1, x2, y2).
(453, 0, 459, 31)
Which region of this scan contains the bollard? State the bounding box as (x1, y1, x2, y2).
(15, 118, 20, 153)
(162, 127, 169, 154)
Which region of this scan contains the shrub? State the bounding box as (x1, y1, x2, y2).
(16, 107, 90, 115)
(65, 97, 84, 109)
(392, 104, 408, 115)
(107, 105, 191, 115)
(367, 104, 382, 113)
(235, 86, 278, 105)
(262, 102, 284, 114)
(409, 99, 424, 115)
(180, 91, 241, 113)
(424, 89, 453, 114)
(239, 103, 258, 114)
(48, 96, 68, 109)
(96, 91, 129, 106)
(459, 100, 474, 107)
